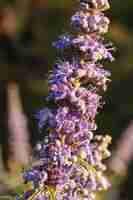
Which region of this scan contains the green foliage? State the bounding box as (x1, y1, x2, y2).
(0, 0, 15, 6)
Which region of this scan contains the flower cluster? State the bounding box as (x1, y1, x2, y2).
(17, 0, 115, 199)
(71, 11, 110, 34)
(79, 0, 110, 11)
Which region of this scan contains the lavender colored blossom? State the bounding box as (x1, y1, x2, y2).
(18, 0, 115, 199)
(35, 108, 56, 130)
(79, 0, 110, 11)
(72, 35, 114, 62)
(53, 34, 72, 50)
(71, 11, 110, 34)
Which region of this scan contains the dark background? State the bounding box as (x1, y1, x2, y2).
(0, 0, 133, 199)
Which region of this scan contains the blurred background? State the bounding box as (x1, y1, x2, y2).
(0, 0, 133, 199)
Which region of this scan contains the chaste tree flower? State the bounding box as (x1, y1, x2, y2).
(17, 0, 115, 199)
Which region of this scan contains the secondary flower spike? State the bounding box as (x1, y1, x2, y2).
(17, 0, 115, 199)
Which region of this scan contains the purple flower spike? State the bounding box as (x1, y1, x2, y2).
(18, 0, 115, 199)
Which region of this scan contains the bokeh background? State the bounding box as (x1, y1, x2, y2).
(0, 0, 133, 199)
